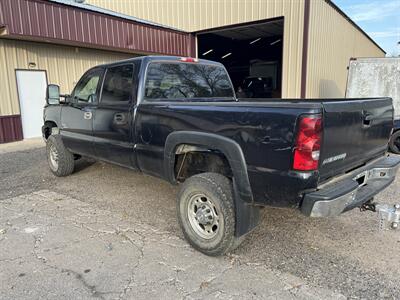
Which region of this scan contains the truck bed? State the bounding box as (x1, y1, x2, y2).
(135, 97, 393, 207)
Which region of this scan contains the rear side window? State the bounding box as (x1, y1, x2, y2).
(101, 64, 134, 103)
(144, 62, 234, 100)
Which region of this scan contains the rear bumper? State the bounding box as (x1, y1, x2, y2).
(301, 155, 400, 217)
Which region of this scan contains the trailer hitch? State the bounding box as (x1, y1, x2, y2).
(361, 202, 400, 230)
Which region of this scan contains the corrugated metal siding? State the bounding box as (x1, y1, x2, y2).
(0, 39, 133, 116)
(306, 0, 385, 98)
(0, 115, 23, 143)
(0, 0, 194, 56)
(86, 0, 305, 98)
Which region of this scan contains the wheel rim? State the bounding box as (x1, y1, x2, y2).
(49, 144, 59, 171)
(187, 193, 221, 240)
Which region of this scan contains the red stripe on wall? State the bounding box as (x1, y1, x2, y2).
(0, 0, 193, 56)
(0, 115, 23, 144)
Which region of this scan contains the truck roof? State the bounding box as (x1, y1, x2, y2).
(96, 55, 223, 68)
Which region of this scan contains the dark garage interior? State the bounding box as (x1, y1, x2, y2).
(197, 18, 284, 98)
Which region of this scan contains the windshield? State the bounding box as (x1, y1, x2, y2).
(144, 62, 234, 100)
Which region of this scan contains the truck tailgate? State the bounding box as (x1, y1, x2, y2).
(319, 97, 393, 182)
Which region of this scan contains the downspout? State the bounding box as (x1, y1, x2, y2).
(301, 0, 311, 98)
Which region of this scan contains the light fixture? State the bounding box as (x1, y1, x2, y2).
(221, 52, 232, 59)
(249, 38, 261, 44)
(202, 49, 213, 56)
(270, 39, 282, 45)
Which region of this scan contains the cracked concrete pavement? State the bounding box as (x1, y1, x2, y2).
(1, 139, 399, 299)
(1, 190, 343, 300)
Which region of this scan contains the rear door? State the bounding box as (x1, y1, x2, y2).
(319, 97, 393, 181)
(93, 63, 138, 167)
(60, 68, 103, 156)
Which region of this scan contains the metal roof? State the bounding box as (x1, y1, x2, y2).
(49, 0, 187, 33)
(0, 0, 195, 57)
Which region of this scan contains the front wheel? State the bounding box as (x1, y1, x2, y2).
(46, 135, 75, 177)
(177, 172, 240, 256)
(389, 131, 400, 154)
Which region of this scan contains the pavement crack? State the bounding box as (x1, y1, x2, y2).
(61, 268, 109, 300)
(184, 262, 235, 299)
(117, 229, 146, 300)
(30, 232, 108, 299)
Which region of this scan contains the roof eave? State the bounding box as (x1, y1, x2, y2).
(325, 0, 386, 54)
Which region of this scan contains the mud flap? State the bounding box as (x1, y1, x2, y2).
(232, 179, 260, 237)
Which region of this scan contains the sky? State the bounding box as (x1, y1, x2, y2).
(333, 0, 400, 56)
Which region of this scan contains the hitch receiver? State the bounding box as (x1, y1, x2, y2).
(375, 204, 400, 230)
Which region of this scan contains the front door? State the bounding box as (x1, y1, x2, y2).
(93, 63, 137, 167)
(16, 70, 47, 138)
(60, 68, 103, 156)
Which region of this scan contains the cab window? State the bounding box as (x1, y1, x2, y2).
(73, 69, 102, 103)
(101, 64, 134, 104)
(144, 62, 234, 100)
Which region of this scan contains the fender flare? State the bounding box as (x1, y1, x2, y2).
(164, 131, 260, 237)
(164, 131, 253, 204)
(42, 120, 59, 138)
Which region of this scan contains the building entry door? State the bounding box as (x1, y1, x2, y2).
(16, 70, 47, 138)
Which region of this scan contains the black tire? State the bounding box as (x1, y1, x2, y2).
(177, 172, 240, 256)
(389, 131, 400, 154)
(46, 135, 75, 177)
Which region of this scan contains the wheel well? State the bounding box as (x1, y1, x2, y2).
(174, 144, 233, 182)
(43, 121, 57, 140)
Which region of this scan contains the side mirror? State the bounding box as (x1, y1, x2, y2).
(46, 84, 60, 105)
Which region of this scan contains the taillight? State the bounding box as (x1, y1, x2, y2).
(179, 57, 198, 63)
(293, 114, 322, 171)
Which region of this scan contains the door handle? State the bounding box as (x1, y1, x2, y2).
(113, 113, 128, 125)
(363, 114, 373, 126)
(115, 113, 124, 122)
(84, 111, 92, 120)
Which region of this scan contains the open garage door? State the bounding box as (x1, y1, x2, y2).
(197, 18, 283, 98)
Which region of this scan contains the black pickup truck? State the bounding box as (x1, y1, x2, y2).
(43, 56, 400, 256)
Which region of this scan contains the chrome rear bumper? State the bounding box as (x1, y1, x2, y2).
(301, 155, 400, 217)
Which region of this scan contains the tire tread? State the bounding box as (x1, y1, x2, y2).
(389, 131, 400, 154)
(177, 172, 241, 256)
(46, 135, 74, 177)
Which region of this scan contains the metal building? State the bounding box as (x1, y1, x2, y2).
(0, 0, 194, 143)
(0, 0, 385, 143)
(88, 0, 386, 98)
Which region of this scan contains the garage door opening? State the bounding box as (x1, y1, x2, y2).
(197, 18, 284, 98)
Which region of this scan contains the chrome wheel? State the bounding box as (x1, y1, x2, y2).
(187, 193, 221, 239)
(49, 144, 59, 171)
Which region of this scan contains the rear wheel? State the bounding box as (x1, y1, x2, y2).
(46, 135, 75, 177)
(389, 131, 400, 154)
(177, 172, 240, 256)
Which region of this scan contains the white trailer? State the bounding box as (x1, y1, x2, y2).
(346, 57, 400, 153)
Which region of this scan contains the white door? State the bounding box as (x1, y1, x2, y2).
(16, 70, 47, 138)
